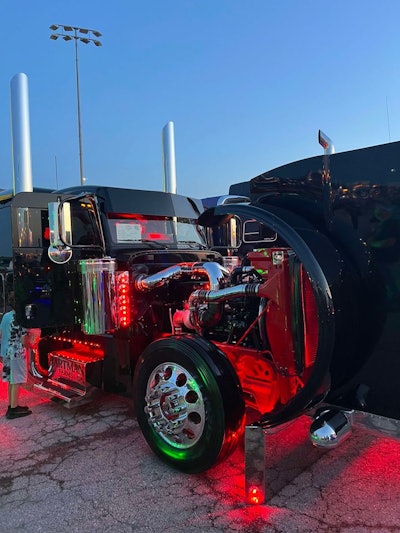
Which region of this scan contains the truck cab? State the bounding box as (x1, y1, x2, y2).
(2, 186, 219, 389)
(3, 166, 397, 482)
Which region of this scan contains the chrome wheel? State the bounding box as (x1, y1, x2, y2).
(134, 335, 245, 473)
(144, 362, 206, 448)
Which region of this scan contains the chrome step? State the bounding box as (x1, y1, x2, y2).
(34, 380, 100, 407)
(34, 379, 84, 401)
(33, 347, 103, 406)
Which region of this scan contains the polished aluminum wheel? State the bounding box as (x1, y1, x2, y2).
(144, 362, 206, 448)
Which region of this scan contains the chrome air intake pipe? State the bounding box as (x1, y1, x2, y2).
(133, 261, 231, 332)
(134, 264, 192, 291)
(191, 261, 229, 290)
(187, 283, 262, 330)
(190, 283, 262, 304)
(185, 262, 231, 328)
(134, 261, 229, 293)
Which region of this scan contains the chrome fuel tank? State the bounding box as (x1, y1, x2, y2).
(79, 258, 117, 334)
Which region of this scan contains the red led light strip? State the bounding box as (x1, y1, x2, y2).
(116, 271, 131, 328)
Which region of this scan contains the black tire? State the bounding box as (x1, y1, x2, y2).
(133, 335, 245, 473)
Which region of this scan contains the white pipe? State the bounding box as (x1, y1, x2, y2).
(162, 121, 177, 194)
(10, 73, 33, 193)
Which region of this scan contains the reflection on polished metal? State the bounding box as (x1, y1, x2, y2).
(310, 406, 400, 447)
(318, 129, 335, 155)
(309, 408, 353, 448)
(320, 406, 400, 440)
(10, 73, 33, 194)
(135, 264, 189, 292)
(162, 121, 177, 194)
(79, 258, 117, 334)
(48, 245, 73, 264)
(352, 410, 400, 439)
(49, 24, 102, 186)
(145, 361, 206, 447)
(135, 261, 228, 293)
(222, 256, 241, 272)
(216, 195, 250, 205)
(47, 201, 73, 264)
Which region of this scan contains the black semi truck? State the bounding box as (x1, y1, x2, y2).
(0, 149, 399, 500)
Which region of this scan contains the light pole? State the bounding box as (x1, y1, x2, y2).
(49, 24, 102, 186)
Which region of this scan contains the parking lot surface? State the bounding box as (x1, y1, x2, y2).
(1, 376, 400, 533)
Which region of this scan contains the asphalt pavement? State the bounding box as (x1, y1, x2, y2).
(1, 374, 400, 533)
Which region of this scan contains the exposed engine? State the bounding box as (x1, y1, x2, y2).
(102, 247, 320, 415)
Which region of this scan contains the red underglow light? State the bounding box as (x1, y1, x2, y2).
(248, 485, 264, 505)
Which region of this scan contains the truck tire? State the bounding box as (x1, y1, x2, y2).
(133, 335, 245, 473)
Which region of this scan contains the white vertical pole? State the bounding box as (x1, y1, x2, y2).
(162, 121, 177, 194)
(10, 73, 33, 193)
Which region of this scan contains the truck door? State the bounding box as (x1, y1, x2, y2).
(11, 192, 76, 329)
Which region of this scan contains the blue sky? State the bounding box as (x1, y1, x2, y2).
(1, 1, 400, 198)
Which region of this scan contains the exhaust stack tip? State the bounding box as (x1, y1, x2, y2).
(318, 130, 335, 155)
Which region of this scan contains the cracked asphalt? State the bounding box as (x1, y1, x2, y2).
(1, 378, 400, 533)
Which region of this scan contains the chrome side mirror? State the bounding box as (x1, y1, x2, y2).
(47, 201, 73, 264)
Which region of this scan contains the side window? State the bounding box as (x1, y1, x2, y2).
(16, 207, 49, 248)
(243, 219, 277, 244)
(70, 200, 102, 246)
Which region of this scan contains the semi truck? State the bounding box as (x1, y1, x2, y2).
(1, 143, 399, 500)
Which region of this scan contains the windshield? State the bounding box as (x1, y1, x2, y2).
(107, 215, 207, 247)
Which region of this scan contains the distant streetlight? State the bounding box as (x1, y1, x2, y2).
(49, 24, 102, 185)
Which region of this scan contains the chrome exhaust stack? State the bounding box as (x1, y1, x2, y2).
(318, 129, 335, 155)
(10, 73, 34, 194)
(162, 121, 177, 194)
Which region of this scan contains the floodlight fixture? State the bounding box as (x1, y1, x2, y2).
(49, 23, 102, 186)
